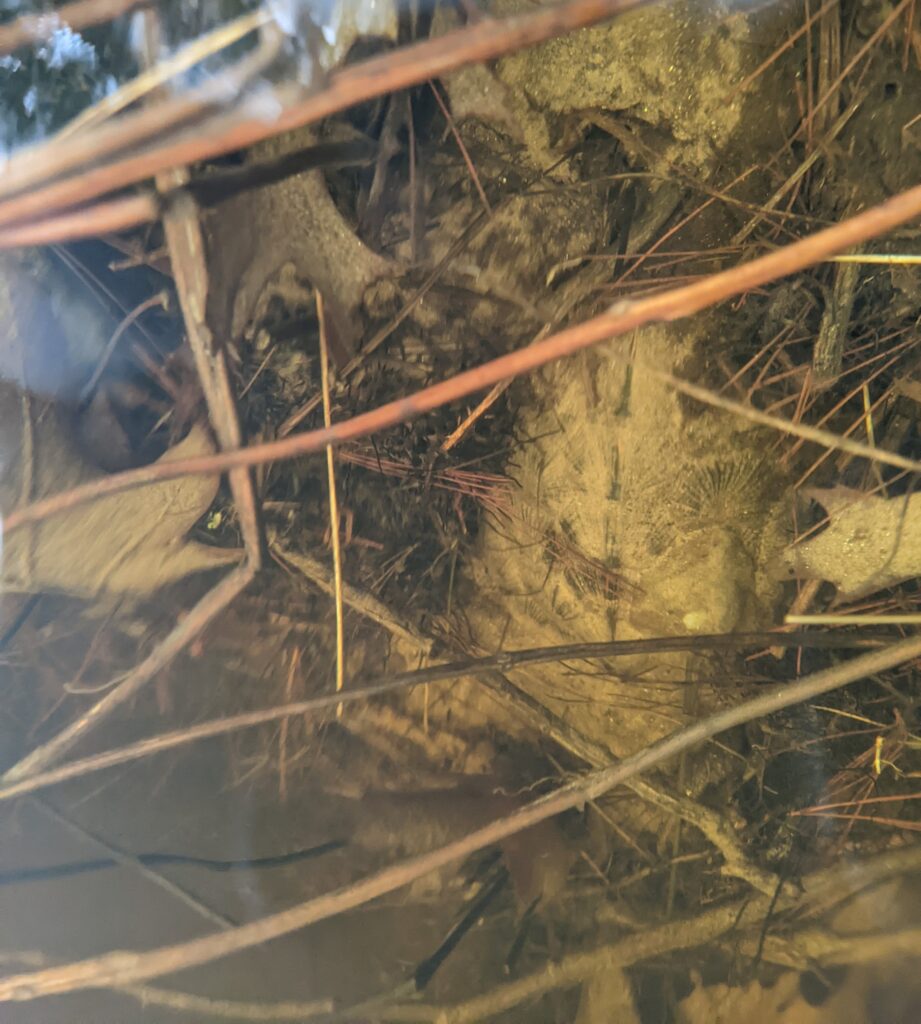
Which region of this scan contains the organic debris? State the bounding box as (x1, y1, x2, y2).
(0, 0, 920, 1021)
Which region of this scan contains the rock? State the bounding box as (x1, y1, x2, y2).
(487, 0, 767, 176)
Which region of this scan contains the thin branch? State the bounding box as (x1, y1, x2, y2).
(0, 631, 878, 806)
(79, 290, 168, 405)
(8, 182, 921, 537)
(2, 635, 920, 1000)
(0, 0, 651, 222)
(630, 781, 778, 896)
(32, 799, 233, 929)
(271, 537, 433, 652)
(654, 369, 921, 476)
(0, 565, 253, 784)
(476, 663, 779, 895)
(160, 190, 262, 567)
(0, 954, 332, 1021)
(0, 193, 157, 248)
(442, 381, 511, 454)
(429, 78, 492, 216)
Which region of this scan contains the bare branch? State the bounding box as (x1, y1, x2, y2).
(0, 194, 156, 248)
(7, 184, 921, 536)
(0, 631, 865, 804)
(272, 537, 433, 652)
(1, 635, 920, 1001)
(1, 565, 253, 783)
(161, 190, 262, 567)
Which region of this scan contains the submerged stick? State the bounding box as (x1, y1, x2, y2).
(1, 633, 919, 1001)
(0, 630, 881, 802)
(7, 182, 921, 535)
(1, 566, 253, 783)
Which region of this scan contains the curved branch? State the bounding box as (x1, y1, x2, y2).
(0, 0, 650, 220)
(1, 634, 920, 1001)
(6, 183, 921, 536)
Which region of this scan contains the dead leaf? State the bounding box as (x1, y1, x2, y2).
(1, 390, 239, 596)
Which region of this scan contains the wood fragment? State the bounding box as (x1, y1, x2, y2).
(2, 635, 919, 1000)
(8, 182, 921, 536)
(1, 565, 254, 783)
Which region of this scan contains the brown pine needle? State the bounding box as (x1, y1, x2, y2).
(798, 791, 921, 813)
(654, 370, 921, 478)
(429, 78, 492, 216)
(727, 0, 838, 100)
(441, 380, 511, 453)
(811, 0, 914, 127)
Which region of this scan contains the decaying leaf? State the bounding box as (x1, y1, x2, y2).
(785, 486, 921, 600)
(0, 388, 238, 597)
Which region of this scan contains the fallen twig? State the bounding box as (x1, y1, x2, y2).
(0, 952, 331, 1021)
(0, 565, 253, 783)
(0, 0, 650, 223)
(33, 798, 233, 929)
(0, 631, 877, 806)
(7, 183, 921, 536)
(1, 633, 919, 1000)
(271, 536, 432, 652)
(161, 190, 262, 567)
(0, 193, 157, 248)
